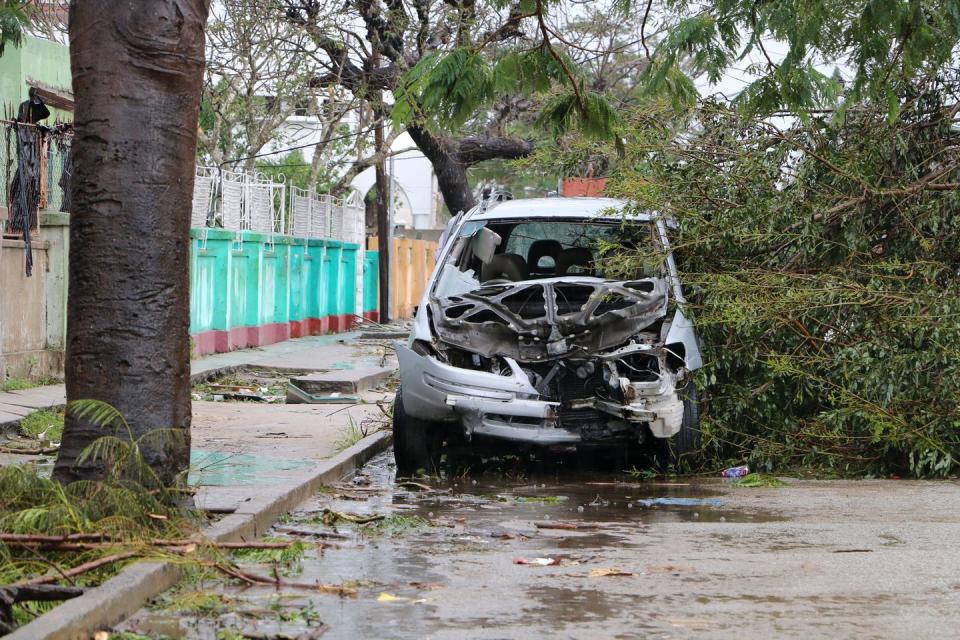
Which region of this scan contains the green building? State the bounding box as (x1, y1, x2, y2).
(0, 35, 72, 121)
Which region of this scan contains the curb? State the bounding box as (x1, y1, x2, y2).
(5, 431, 392, 640)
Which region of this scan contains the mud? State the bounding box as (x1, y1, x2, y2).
(119, 453, 960, 639)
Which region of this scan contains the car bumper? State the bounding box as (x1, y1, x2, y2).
(397, 345, 684, 445)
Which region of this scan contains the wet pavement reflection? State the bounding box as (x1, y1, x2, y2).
(121, 451, 791, 639)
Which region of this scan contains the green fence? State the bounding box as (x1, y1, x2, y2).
(189, 228, 375, 355)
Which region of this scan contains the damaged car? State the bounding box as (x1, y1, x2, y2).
(393, 196, 702, 473)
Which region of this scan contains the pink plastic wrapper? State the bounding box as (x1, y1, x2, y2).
(721, 465, 750, 478)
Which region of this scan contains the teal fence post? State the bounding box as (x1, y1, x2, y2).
(363, 250, 379, 322)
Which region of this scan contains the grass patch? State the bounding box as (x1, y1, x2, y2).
(19, 409, 64, 442)
(733, 473, 786, 488)
(333, 418, 365, 453)
(1, 376, 61, 393)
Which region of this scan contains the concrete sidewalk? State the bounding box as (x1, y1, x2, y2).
(0, 333, 399, 513)
(1, 333, 401, 639)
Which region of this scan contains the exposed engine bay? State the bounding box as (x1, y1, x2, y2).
(419, 277, 688, 442)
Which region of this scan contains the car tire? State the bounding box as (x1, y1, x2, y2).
(392, 388, 441, 476)
(671, 382, 701, 460)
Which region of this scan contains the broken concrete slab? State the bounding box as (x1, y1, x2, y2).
(289, 366, 393, 395)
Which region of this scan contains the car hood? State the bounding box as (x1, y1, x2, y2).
(429, 276, 669, 362)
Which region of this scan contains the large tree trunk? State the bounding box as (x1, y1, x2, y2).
(407, 125, 476, 215)
(407, 125, 534, 215)
(53, 0, 210, 486)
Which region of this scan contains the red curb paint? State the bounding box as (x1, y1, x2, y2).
(193, 316, 355, 355)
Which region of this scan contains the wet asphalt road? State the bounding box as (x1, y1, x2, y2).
(121, 450, 960, 639)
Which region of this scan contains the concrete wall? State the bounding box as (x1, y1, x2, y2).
(0, 215, 67, 380)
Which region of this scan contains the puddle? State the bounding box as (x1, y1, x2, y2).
(121, 450, 786, 640)
(188, 449, 315, 486)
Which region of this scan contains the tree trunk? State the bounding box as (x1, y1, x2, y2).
(53, 0, 210, 486)
(407, 125, 476, 215)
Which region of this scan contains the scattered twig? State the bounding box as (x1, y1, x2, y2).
(19, 551, 140, 586)
(208, 562, 357, 597)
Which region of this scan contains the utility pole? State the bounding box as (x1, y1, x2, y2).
(372, 63, 390, 324)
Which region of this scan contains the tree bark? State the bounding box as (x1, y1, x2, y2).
(53, 0, 210, 485)
(407, 126, 534, 215)
(407, 125, 476, 215)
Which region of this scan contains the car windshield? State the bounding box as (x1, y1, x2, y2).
(434, 217, 660, 299)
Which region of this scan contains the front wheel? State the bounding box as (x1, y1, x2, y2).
(671, 382, 701, 461)
(392, 388, 442, 476)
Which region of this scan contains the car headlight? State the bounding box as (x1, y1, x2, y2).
(411, 339, 439, 358)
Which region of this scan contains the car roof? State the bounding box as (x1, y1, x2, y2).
(467, 197, 654, 222)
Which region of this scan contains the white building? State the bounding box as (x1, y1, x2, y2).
(351, 132, 443, 231)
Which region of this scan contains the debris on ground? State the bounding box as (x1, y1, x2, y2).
(588, 568, 636, 577)
(193, 370, 287, 403)
(721, 465, 750, 478)
(513, 557, 561, 566)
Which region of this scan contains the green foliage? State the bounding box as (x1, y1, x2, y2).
(69, 399, 188, 490)
(605, 76, 960, 477)
(536, 90, 623, 142)
(359, 514, 428, 537)
(19, 409, 64, 442)
(231, 539, 307, 565)
(733, 473, 786, 488)
(394, 45, 620, 142)
(0, 1, 28, 57)
(256, 150, 310, 190)
(642, 0, 960, 117)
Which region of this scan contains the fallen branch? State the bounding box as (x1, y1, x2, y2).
(274, 526, 350, 540)
(19, 551, 140, 586)
(0, 533, 297, 550)
(0, 445, 59, 455)
(208, 562, 357, 597)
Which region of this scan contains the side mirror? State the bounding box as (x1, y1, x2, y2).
(473, 227, 502, 264)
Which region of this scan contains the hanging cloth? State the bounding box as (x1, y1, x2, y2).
(8, 123, 41, 276)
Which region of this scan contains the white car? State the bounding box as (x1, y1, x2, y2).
(393, 196, 702, 473)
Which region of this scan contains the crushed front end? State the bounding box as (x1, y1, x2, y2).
(398, 276, 694, 446)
